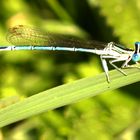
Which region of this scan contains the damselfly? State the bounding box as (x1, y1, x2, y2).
(1, 25, 140, 82)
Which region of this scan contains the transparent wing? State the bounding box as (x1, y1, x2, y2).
(7, 25, 107, 49)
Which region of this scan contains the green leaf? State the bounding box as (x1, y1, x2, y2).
(0, 64, 140, 127)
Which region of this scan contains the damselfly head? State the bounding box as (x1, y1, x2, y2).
(132, 42, 140, 62)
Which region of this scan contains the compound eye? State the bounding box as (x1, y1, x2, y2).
(132, 53, 140, 62)
(135, 42, 140, 53)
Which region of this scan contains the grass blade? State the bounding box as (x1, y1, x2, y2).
(0, 65, 140, 127)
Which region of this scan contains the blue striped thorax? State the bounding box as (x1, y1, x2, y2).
(132, 42, 140, 62)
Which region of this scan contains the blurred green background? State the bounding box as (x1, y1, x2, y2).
(0, 0, 140, 139)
